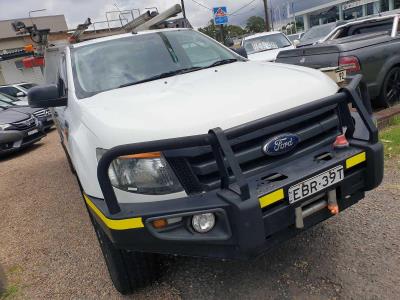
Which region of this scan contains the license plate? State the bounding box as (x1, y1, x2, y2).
(28, 129, 38, 136)
(288, 165, 344, 204)
(335, 69, 346, 83)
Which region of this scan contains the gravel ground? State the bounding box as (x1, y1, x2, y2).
(0, 131, 399, 299)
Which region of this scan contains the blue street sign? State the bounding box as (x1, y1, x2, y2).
(213, 7, 228, 25)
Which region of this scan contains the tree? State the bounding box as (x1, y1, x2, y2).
(199, 21, 247, 43)
(246, 16, 265, 33)
(198, 20, 218, 40)
(225, 25, 247, 38)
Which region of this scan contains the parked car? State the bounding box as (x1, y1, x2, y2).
(276, 14, 400, 107)
(0, 82, 38, 105)
(295, 21, 346, 48)
(0, 106, 45, 155)
(29, 28, 383, 295)
(0, 93, 53, 130)
(287, 32, 304, 43)
(241, 31, 295, 61)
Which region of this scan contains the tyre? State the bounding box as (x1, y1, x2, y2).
(379, 66, 400, 107)
(91, 218, 162, 294)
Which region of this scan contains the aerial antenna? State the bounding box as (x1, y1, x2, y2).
(29, 9, 46, 25)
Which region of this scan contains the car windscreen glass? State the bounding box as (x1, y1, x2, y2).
(0, 93, 18, 103)
(71, 30, 238, 99)
(243, 33, 291, 54)
(300, 23, 337, 44)
(0, 100, 13, 107)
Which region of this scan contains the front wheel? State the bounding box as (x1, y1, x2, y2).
(379, 67, 400, 107)
(92, 218, 163, 294)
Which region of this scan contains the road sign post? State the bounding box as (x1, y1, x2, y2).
(213, 7, 228, 43)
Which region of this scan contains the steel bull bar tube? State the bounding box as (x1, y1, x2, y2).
(97, 75, 377, 218)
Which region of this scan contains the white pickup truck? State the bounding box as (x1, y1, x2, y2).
(28, 28, 383, 294)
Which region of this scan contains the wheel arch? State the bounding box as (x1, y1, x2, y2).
(376, 56, 400, 95)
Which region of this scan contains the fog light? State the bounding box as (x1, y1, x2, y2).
(192, 213, 215, 233)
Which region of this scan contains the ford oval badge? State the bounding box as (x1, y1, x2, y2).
(262, 133, 300, 156)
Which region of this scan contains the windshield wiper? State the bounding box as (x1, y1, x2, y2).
(118, 67, 203, 88)
(205, 58, 238, 68)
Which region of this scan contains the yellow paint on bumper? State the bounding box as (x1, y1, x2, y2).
(84, 194, 144, 230)
(259, 189, 285, 209)
(346, 152, 366, 169)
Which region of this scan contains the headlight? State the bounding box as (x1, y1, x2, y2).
(0, 123, 11, 130)
(96, 148, 183, 195)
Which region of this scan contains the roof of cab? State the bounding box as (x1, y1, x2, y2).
(71, 28, 192, 48)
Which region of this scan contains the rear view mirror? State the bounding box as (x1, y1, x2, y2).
(28, 84, 67, 108)
(16, 91, 25, 97)
(232, 47, 248, 59)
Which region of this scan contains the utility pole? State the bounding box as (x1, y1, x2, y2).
(181, 0, 187, 19)
(262, 0, 270, 31)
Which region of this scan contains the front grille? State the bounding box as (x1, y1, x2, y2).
(166, 105, 341, 193)
(9, 116, 36, 131)
(33, 109, 49, 118)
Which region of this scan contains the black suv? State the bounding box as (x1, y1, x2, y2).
(0, 107, 45, 155)
(0, 92, 53, 130)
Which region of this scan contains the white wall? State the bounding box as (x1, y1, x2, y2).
(0, 58, 44, 85)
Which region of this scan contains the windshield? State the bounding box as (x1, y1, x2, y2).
(243, 33, 291, 55)
(0, 100, 13, 107)
(71, 30, 239, 98)
(0, 93, 17, 103)
(300, 23, 337, 44)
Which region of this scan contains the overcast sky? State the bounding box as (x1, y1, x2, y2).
(0, 0, 272, 29)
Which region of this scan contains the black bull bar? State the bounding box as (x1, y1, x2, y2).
(97, 75, 378, 215)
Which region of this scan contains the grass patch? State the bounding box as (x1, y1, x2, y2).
(380, 115, 400, 160)
(0, 285, 19, 300)
(0, 265, 23, 300)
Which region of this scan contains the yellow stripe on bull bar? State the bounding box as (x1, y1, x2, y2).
(84, 194, 144, 230)
(259, 189, 285, 209)
(346, 152, 366, 169)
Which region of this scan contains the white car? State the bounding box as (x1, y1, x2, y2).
(28, 28, 382, 295)
(241, 31, 295, 62)
(0, 82, 37, 105)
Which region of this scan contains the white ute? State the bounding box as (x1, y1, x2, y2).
(241, 31, 295, 62)
(28, 28, 383, 294)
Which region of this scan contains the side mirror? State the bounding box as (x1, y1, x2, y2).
(225, 38, 234, 47)
(232, 47, 248, 59)
(293, 39, 300, 47)
(16, 91, 25, 97)
(28, 84, 67, 108)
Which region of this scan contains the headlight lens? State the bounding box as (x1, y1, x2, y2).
(0, 123, 11, 130)
(96, 148, 183, 195)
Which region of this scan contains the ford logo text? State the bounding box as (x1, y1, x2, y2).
(262, 134, 300, 156)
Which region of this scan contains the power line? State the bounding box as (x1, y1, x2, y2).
(190, 0, 212, 11)
(229, 0, 258, 16)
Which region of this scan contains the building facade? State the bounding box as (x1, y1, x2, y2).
(0, 15, 68, 85)
(282, 0, 400, 31)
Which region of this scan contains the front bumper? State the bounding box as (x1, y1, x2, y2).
(86, 75, 383, 259)
(0, 127, 45, 154)
(86, 140, 383, 259)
